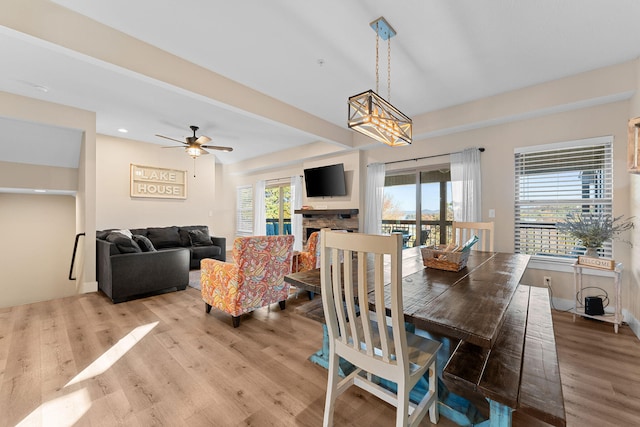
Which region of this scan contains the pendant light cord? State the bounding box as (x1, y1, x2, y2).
(375, 22, 380, 94)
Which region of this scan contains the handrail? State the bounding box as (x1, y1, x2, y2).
(69, 232, 85, 280)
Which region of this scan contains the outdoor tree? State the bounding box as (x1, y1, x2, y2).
(382, 193, 404, 220)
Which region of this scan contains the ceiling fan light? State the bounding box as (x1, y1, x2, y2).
(187, 147, 201, 157)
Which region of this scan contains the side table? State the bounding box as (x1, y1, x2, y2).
(571, 262, 622, 333)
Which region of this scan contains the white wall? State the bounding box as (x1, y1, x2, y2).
(363, 100, 631, 308)
(0, 91, 97, 303)
(96, 134, 221, 233)
(0, 194, 77, 308)
(221, 150, 362, 244)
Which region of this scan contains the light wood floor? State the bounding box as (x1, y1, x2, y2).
(0, 287, 639, 426)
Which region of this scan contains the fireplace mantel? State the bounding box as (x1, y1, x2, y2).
(294, 208, 359, 216)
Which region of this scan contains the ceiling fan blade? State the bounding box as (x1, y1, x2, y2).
(161, 145, 186, 148)
(199, 148, 210, 155)
(201, 145, 234, 152)
(156, 134, 187, 144)
(195, 135, 211, 144)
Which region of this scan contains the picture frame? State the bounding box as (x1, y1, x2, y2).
(130, 164, 187, 199)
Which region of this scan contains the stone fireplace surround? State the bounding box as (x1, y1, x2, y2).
(295, 209, 359, 244)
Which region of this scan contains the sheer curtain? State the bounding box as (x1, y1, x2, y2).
(253, 180, 266, 236)
(290, 175, 303, 251)
(451, 147, 482, 221)
(364, 162, 386, 234)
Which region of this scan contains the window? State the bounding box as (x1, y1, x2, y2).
(236, 185, 253, 235)
(514, 137, 613, 259)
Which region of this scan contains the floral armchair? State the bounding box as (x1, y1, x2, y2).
(296, 231, 320, 272)
(201, 235, 295, 327)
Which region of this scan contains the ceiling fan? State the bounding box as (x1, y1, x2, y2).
(156, 125, 233, 158)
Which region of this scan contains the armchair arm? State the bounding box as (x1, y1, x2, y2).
(201, 258, 240, 315)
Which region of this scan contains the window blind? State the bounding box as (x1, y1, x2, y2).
(236, 185, 253, 235)
(514, 137, 613, 259)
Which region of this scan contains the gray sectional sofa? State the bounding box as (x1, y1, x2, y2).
(96, 225, 226, 303)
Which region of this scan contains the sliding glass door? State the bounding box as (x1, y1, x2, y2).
(383, 168, 451, 247)
(265, 184, 291, 235)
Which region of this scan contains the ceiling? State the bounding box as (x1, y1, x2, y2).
(1, 0, 640, 168)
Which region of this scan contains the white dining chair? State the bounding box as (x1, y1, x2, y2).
(451, 221, 495, 252)
(320, 230, 441, 427)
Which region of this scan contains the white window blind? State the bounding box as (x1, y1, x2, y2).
(514, 137, 613, 259)
(236, 185, 253, 235)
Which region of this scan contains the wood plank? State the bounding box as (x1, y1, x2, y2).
(442, 340, 490, 395)
(409, 253, 529, 347)
(518, 286, 566, 426)
(477, 285, 531, 407)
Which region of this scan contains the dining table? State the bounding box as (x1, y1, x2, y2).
(284, 246, 531, 425)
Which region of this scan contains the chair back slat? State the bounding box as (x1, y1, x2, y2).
(452, 221, 495, 252)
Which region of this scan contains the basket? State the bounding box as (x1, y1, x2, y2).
(421, 245, 470, 272)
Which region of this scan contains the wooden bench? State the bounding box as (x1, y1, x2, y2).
(443, 285, 566, 426)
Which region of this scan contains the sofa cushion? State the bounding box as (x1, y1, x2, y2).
(146, 226, 181, 249)
(133, 234, 156, 252)
(129, 228, 148, 237)
(188, 229, 213, 246)
(106, 233, 142, 253)
(190, 245, 222, 261)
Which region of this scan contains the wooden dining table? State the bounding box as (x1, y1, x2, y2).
(285, 246, 530, 349)
(284, 246, 531, 426)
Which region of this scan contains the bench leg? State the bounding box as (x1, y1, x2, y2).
(488, 399, 513, 427)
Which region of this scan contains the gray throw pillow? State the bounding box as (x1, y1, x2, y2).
(106, 233, 142, 253)
(188, 229, 213, 246)
(133, 234, 156, 252)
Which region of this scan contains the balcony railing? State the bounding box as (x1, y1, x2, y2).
(266, 218, 291, 235)
(381, 220, 452, 248)
(265, 218, 452, 248)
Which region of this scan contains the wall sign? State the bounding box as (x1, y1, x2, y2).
(130, 164, 187, 199)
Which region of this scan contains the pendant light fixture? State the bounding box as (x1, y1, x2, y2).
(348, 16, 412, 146)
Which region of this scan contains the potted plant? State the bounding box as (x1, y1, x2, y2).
(556, 211, 634, 257)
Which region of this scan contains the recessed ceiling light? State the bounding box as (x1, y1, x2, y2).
(33, 85, 49, 93)
(34, 189, 47, 193)
(118, 128, 128, 133)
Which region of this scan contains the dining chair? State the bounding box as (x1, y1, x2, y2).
(451, 221, 495, 252)
(320, 230, 441, 427)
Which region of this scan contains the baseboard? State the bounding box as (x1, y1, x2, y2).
(80, 281, 98, 294)
(623, 309, 640, 338)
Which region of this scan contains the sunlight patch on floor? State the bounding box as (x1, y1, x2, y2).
(16, 388, 91, 427)
(65, 321, 159, 387)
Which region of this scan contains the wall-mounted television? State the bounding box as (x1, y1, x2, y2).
(304, 163, 347, 197)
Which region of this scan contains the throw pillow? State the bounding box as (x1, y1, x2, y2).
(115, 229, 133, 238)
(188, 229, 213, 246)
(146, 226, 181, 249)
(106, 233, 141, 253)
(133, 234, 156, 252)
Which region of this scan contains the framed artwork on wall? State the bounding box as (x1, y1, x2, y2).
(130, 164, 187, 199)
